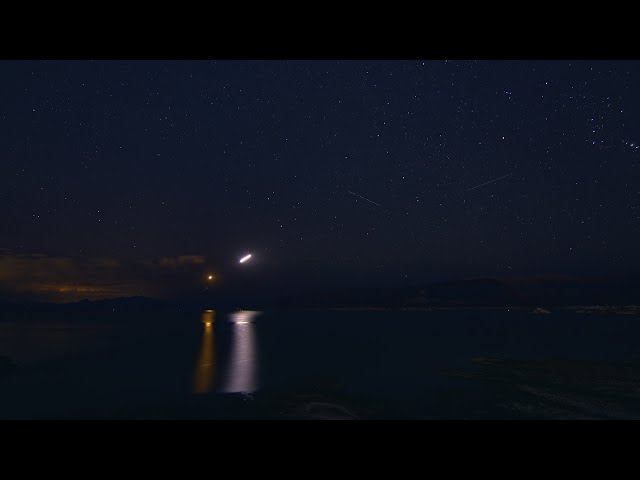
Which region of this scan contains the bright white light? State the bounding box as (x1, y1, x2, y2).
(239, 254, 252, 263)
(230, 311, 260, 324)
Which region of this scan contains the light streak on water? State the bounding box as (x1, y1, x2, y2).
(193, 310, 216, 394)
(223, 311, 260, 393)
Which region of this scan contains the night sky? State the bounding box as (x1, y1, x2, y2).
(1, 60, 639, 302)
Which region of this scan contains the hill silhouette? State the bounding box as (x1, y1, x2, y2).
(2, 275, 639, 313)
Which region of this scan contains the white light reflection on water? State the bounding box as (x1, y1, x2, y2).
(223, 310, 260, 393)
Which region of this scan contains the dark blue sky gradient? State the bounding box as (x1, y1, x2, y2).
(1, 60, 639, 298)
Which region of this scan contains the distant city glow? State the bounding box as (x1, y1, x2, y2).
(239, 254, 252, 263)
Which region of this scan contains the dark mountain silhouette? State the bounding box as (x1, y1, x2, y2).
(1, 275, 639, 313)
(270, 275, 640, 309)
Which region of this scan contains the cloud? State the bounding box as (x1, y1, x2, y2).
(154, 255, 206, 267)
(0, 250, 210, 302)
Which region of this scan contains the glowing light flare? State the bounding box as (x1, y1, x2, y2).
(201, 310, 215, 324)
(239, 254, 252, 264)
(230, 310, 260, 323)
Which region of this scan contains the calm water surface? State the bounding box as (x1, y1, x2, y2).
(1, 309, 640, 419)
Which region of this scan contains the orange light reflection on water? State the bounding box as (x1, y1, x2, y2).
(193, 310, 217, 394)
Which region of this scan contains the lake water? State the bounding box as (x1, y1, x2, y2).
(2, 309, 640, 419)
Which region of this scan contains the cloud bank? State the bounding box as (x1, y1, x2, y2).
(0, 251, 211, 302)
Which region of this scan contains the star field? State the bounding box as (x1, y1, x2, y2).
(1, 60, 639, 298)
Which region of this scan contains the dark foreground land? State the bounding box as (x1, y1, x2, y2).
(4, 356, 640, 420)
(444, 357, 640, 419)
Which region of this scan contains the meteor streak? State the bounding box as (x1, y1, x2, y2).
(347, 190, 382, 207)
(467, 173, 512, 192)
(239, 254, 252, 263)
